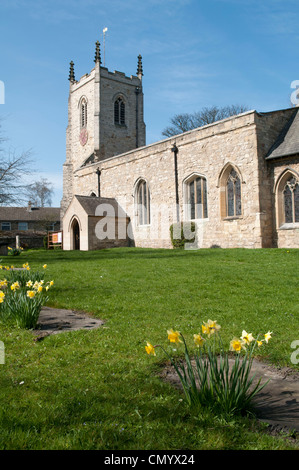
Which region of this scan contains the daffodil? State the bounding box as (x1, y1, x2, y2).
(27, 290, 35, 299)
(202, 319, 221, 337)
(167, 329, 182, 344)
(264, 331, 272, 343)
(241, 330, 254, 345)
(230, 337, 246, 353)
(0, 291, 5, 302)
(194, 333, 205, 347)
(26, 280, 33, 287)
(37, 285, 43, 293)
(0, 280, 7, 287)
(49, 280, 54, 286)
(10, 282, 20, 291)
(257, 340, 263, 347)
(43, 264, 47, 269)
(145, 342, 156, 356)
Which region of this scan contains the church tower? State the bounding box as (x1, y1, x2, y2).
(61, 41, 146, 214)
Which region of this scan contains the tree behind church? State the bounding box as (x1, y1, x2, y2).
(162, 104, 249, 137)
(0, 121, 34, 205)
(26, 177, 54, 207)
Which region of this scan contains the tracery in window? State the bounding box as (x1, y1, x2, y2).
(185, 175, 208, 219)
(136, 179, 150, 225)
(283, 176, 299, 224)
(114, 97, 125, 125)
(226, 168, 242, 217)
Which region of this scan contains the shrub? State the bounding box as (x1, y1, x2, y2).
(169, 222, 196, 249)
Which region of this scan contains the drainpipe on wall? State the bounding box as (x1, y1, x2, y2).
(171, 143, 180, 222)
(96, 168, 101, 198)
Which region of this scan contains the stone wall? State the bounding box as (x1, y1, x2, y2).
(270, 155, 299, 248)
(73, 111, 268, 249)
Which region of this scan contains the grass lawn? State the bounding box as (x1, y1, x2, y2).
(0, 247, 298, 450)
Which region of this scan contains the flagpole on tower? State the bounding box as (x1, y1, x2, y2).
(103, 27, 108, 67)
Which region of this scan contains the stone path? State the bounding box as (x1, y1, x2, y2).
(33, 307, 298, 435)
(33, 306, 104, 340)
(161, 357, 299, 434)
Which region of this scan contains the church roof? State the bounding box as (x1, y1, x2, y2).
(266, 108, 299, 160)
(75, 195, 128, 217)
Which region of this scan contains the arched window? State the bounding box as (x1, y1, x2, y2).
(136, 179, 150, 225)
(283, 175, 299, 224)
(185, 175, 208, 219)
(114, 97, 125, 125)
(226, 168, 242, 217)
(81, 98, 87, 128)
(219, 164, 242, 218)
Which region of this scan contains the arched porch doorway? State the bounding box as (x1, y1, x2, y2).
(71, 218, 80, 250)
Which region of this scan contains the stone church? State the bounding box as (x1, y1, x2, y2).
(61, 41, 299, 250)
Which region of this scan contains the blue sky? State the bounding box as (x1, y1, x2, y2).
(0, 0, 298, 206)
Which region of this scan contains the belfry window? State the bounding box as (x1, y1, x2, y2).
(114, 98, 125, 125)
(136, 180, 150, 225)
(81, 98, 87, 128)
(283, 176, 299, 224)
(186, 176, 208, 219)
(226, 168, 242, 217)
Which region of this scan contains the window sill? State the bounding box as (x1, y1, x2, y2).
(223, 216, 242, 221)
(115, 123, 127, 128)
(279, 223, 299, 230)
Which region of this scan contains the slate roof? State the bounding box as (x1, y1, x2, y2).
(0, 206, 60, 221)
(75, 195, 128, 217)
(266, 108, 299, 160)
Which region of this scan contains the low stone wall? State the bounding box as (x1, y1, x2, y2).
(0, 232, 46, 255)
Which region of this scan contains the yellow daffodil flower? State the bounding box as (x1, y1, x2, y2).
(0, 291, 5, 301)
(264, 331, 272, 343)
(27, 290, 35, 299)
(49, 280, 54, 286)
(241, 330, 254, 345)
(43, 264, 47, 269)
(194, 333, 205, 347)
(167, 329, 182, 344)
(202, 319, 221, 337)
(230, 337, 246, 353)
(37, 285, 43, 293)
(145, 342, 156, 356)
(257, 340, 263, 347)
(26, 280, 33, 287)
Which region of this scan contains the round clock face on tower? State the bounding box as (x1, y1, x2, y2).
(79, 128, 88, 146)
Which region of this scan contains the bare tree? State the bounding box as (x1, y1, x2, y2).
(162, 104, 249, 137)
(0, 122, 34, 205)
(26, 177, 54, 207)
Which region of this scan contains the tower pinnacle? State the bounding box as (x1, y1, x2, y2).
(94, 41, 102, 64)
(68, 61, 75, 83)
(137, 54, 143, 79)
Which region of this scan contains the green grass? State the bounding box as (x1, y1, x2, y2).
(0, 247, 298, 450)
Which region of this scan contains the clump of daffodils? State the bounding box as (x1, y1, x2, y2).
(0, 263, 54, 329)
(146, 320, 272, 417)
